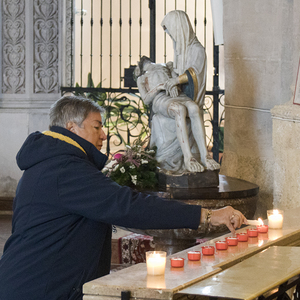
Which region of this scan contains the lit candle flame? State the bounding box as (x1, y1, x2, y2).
(258, 218, 264, 225)
(273, 209, 279, 215)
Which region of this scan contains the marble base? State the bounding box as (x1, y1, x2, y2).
(158, 170, 219, 189)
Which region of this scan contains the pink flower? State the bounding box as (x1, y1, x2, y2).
(113, 153, 123, 161)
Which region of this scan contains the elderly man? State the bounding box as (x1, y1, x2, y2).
(0, 96, 246, 300)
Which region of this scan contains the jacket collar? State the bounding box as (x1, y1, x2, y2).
(48, 126, 108, 170)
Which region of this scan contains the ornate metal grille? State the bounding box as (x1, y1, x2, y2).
(61, 0, 224, 162)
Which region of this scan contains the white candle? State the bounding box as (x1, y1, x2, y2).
(146, 251, 166, 276)
(267, 209, 284, 229)
(247, 220, 261, 226)
(247, 218, 264, 226)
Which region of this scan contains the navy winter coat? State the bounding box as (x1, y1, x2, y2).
(0, 126, 201, 300)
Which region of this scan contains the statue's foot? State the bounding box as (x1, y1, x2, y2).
(185, 157, 205, 173)
(206, 156, 220, 171)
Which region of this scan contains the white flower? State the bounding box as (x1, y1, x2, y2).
(141, 159, 148, 164)
(146, 150, 155, 154)
(131, 175, 137, 185)
(120, 167, 125, 173)
(129, 165, 135, 169)
(125, 145, 131, 149)
(105, 159, 117, 168)
(113, 164, 119, 171)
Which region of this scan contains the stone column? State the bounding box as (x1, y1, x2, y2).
(0, 0, 73, 196)
(221, 0, 300, 217)
(271, 101, 300, 210)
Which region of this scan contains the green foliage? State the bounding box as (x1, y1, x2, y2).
(74, 73, 107, 103)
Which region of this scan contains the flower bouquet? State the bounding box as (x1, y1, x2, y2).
(103, 140, 158, 190)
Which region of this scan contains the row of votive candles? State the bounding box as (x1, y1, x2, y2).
(146, 224, 270, 275)
(171, 225, 268, 267)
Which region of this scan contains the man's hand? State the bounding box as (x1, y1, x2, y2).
(203, 206, 248, 234)
(164, 78, 179, 97)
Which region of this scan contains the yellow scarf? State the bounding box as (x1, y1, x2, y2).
(42, 131, 87, 155)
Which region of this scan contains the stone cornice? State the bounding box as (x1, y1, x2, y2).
(0, 95, 58, 109)
(271, 100, 300, 122)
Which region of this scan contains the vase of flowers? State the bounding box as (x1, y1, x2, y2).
(103, 140, 158, 190)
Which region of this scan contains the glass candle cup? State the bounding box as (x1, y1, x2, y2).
(146, 251, 167, 275)
(267, 209, 284, 229)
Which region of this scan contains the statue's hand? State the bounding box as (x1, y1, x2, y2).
(170, 86, 179, 97)
(164, 78, 179, 97)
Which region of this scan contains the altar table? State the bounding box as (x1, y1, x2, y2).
(178, 246, 300, 300)
(83, 206, 300, 300)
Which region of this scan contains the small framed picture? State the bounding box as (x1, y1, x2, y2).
(293, 57, 300, 105)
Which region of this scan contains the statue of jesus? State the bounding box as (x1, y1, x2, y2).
(135, 55, 220, 174)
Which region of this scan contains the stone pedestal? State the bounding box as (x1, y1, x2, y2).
(127, 175, 259, 255)
(158, 170, 219, 189)
(271, 101, 300, 210)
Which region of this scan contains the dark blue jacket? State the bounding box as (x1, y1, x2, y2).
(0, 126, 201, 300)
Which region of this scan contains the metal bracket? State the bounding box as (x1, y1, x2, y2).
(121, 290, 131, 300)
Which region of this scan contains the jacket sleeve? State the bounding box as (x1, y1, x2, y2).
(57, 157, 201, 230)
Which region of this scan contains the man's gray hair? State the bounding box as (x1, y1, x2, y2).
(49, 95, 105, 128)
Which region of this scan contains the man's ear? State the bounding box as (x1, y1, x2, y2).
(66, 121, 77, 133)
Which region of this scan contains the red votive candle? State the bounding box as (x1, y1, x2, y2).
(226, 237, 238, 246)
(170, 257, 184, 268)
(257, 225, 268, 233)
(236, 233, 248, 242)
(187, 251, 201, 261)
(215, 241, 228, 250)
(247, 228, 258, 237)
(202, 246, 215, 256)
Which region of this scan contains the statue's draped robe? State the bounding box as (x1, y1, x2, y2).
(150, 10, 207, 173)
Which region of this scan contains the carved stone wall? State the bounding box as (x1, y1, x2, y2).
(33, 0, 59, 93)
(64, 0, 73, 87)
(0, 0, 72, 196)
(2, 0, 26, 94)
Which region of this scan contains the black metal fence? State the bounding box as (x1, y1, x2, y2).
(61, 0, 224, 162)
